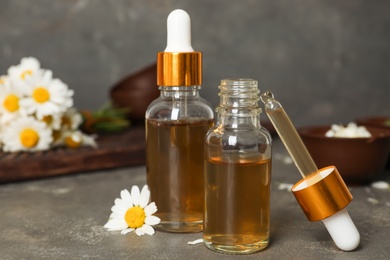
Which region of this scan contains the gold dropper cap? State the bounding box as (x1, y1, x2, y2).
(292, 166, 352, 222)
(157, 52, 202, 86)
(157, 9, 202, 86)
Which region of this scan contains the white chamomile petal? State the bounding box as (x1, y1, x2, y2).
(79, 133, 97, 148)
(109, 211, 123, 219)
(104, 219, 128, 231)
(41, 69, 53, 82)
(140, 224, 155, 235)
(145, 216, 160, 226)
(139, 185, 150, 208)
(0, 75, 7, 82)
(121, 228, 134, 235)
(144, 202, 158, 216)
(114, 198, 128, 209)
(135, 228, 145, 236)
(111, 204, 127, 215)
(120, 189, 133, 208)
(131, 186, 141, 206)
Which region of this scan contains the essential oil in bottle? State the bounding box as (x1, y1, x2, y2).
(147, 119, 213, 231)
(145, 9, 214, 233)
(204, 79, 272, 253)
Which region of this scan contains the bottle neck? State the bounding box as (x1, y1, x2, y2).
(219, 79, 259, 109)
(216, 79, 261, 127)
(217, 111, 261, 129)
(159, 85, 200, 100)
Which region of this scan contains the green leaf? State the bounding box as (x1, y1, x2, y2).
(81, 102, 131, 134)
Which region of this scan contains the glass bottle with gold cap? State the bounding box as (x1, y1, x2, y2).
(145, 9, 214, 232)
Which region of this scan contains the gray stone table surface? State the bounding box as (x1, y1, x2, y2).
(1, 139, 389, 260)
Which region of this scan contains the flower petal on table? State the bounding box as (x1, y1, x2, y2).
(141, 224, 155, 235)
(121, 228, 134, 235)
(104, 219, 127, 231)
(135, 228, 145, 236)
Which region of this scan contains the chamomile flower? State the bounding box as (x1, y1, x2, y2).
(52, 130, 96, 148)
(19, 69, 74, 119)
(41, 113, 62, 131)
(104, 185, 160, 236)
(8, 57, 41, 81)
(0, 76, 26, 124)
(63, 130, 97, 148)
(2, 116, 53, 152)
(61, 108, 83, 131)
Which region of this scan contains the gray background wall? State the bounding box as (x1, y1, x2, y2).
(1, 0, 389, 126)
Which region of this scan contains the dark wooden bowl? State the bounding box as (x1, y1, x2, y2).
(298, 125, 390, 184)
(356, 116, 390, 130)
(356, 116, 390, 168)
(110, 63, 160, 123)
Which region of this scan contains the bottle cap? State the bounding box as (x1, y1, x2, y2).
(157, 9, 202, 86)
(292, 166, 352, 221)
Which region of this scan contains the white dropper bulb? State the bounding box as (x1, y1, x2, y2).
(321, 208, 360, 251)
(164, 9, 194, 52)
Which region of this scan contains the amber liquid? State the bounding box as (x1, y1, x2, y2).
(146, 118, 214, 232)
(204, 157, 271, 254)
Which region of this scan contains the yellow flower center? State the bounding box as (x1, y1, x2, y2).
(0, 78, 4, 84)
(21, 70, 32, 79)
(125, 206, 146, 228)
(33, 87, 50, 103)
(65, 135, 81, 148)
(20, 128, 39, 148)
(3, 94, 20, 112)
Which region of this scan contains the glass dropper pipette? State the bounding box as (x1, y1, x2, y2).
(260, 90, 317, 178)
(260, 90, 360, 251)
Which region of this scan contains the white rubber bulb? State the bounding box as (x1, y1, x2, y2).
(321, 208, 360, 251)
(164, 9, 194, 52)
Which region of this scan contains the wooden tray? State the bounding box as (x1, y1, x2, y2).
(0, 126, 146, 183)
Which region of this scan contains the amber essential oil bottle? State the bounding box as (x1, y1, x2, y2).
(145, 10, 214, 233)
(204, 79, 272, 253)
